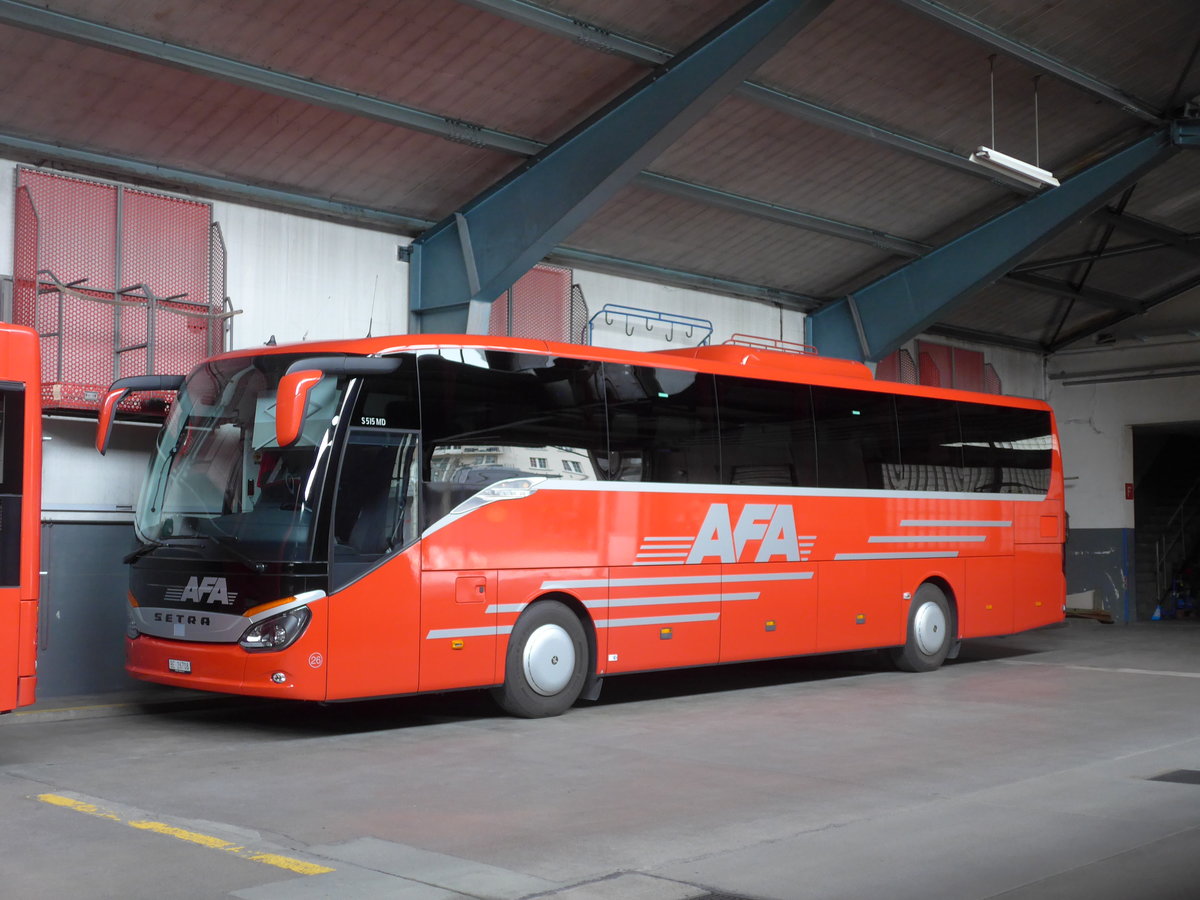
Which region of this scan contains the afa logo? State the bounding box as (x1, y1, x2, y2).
(687, 503, 801, 564)
(176, 576, 236, 606)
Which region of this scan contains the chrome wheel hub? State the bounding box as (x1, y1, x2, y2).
(522, 623, 575, 696)
(913, 601, 947, 656)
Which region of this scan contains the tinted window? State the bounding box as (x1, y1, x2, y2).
(889, 395, 965, 492)
(812, 387, 899, 489)
(958, 402, 1052, 495)
(419, 350, 607, 523)
(605, 364, 720, 484)
(349, 354, 420, 432)
(331, 429, 420, 587)
(716, 375, 815, 486)
(0, 387, 23, 587)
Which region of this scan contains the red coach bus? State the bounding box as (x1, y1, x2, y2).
(98, 335, 1064, 717)
(1, 323, 41, 713)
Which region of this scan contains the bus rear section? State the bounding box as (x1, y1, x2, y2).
(101, 336, 1065, 716)
(0, 323, 42, 713)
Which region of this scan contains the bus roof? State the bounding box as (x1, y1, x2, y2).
(206, 333, 1051, 411)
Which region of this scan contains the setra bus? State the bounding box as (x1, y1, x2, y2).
(97, 334, 1065, 717)
(1, 322, 42, 713)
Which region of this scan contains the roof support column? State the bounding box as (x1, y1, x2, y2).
(407, 0, 834, 334)
(809, 125, 1199, 361)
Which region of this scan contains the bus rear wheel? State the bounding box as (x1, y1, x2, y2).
(890, 583, 952, 673)
(492, 601, 589, 718)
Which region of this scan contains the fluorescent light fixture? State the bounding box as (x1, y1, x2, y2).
(968, 146, 1060, 189)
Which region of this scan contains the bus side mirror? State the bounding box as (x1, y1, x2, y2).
(276, 355, 402, 447)
(96, 374, 185, 455)
(276, 370, 324, 448)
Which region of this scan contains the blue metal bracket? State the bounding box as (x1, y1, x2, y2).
(588, 304, 713, 346)
(407, 0, 834, 334)
(809, 127, 1182, 361)
(1171, 119, 1200, 147)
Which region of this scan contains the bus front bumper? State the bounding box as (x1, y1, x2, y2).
(126, 632, 328, 700)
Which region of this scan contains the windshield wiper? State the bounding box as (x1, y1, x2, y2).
(193, 530, 268, 573)
(123, 538, 167, 565)
(171, 518, 268, 573)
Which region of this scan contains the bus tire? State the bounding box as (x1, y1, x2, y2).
(890, 583, 952, 673)
(492, 601, 589, 718)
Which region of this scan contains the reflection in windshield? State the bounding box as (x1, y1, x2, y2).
(135, 355, 346, 563)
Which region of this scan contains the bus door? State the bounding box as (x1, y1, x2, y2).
(325, 426, 423, 699)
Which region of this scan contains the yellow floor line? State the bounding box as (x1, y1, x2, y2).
(37, 793, 334, 876)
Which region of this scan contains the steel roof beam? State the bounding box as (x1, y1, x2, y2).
(891, 0, 1164, 123)
(407, 0, 835, 333)
(547, 248, 819, 311)
(1050, 270, 1200, 352)
(636, 173, 929, 256)
(0, 132, 434, 232)
(1003, 272, 1144, 314)
(464, 0, 1026, 188)
(809, 127, 1183, 361)
(0, 0, 544, 156)
(1013, 241, 1166, 273)
(0, 0, 1006, 187)
(738, 83, 1018, 187)
(0, 0, 981, 254)
(924, 324, 1045, 353)
(458, 0, 671, 64)
(1092, 209, 1200, 260)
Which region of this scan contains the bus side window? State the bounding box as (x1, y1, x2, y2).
(419, 352, 608, 526)
(891, 395, 964, 492)
(811, 386, 899, 489)
(715, 375, 816, 487)
(604, 364, 719, 486)
(0, 388, 23, 587)
(958, 402, 1052, 494)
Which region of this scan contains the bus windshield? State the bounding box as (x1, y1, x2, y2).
(135, 354, 346, 564)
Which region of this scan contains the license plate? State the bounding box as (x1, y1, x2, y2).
(168, 659, 192, 674)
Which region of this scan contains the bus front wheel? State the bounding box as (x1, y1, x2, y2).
(492, 601, 589, 718)
(890, 583, 952, 673)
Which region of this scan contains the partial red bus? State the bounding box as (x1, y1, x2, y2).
(1, 322, 41, 713)
(98, 335, 1065, 717)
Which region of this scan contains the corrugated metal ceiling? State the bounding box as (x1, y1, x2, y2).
(0, 0, 1196, 355)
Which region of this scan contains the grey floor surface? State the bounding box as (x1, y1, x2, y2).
(2, 618, 1199, 899)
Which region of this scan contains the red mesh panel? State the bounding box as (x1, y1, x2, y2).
(488, 264, 574, 341)
(917, 341, 948, 387)
(875, 351, 900, 382)
(897, 348, 917, 384)
(12, 168, 223, 415)
(12, 187, 39, 347)
(208, 223, 228, 356)
(984, 363, 1003, 395)
(121, 189, 215, 378)
(952, 347, 984, 392)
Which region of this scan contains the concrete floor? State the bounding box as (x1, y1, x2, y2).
(2, 618, 1199, 900)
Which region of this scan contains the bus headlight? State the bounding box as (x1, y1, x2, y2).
(239, 607, 311, 652)
(450, 477, 546, 516)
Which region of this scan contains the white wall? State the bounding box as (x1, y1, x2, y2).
(1049, 338, 1200, 529)
(213, 202, 410, 349)
(1048, 362, 1200, 529)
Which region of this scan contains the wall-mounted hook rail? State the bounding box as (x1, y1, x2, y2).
(587, 304, 713, 347)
